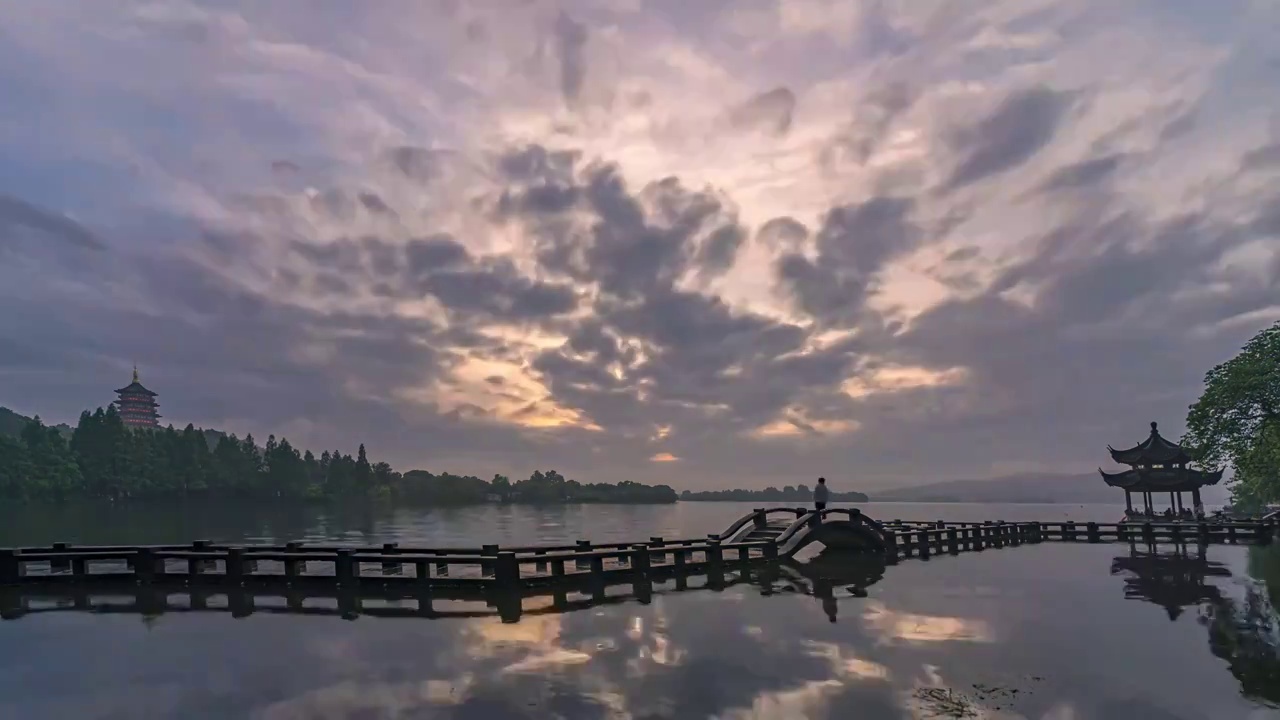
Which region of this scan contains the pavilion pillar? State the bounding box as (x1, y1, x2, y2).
(1169, 492, 1176, 512)
(1192, 488, 1202, 515)
(1124, 491, 1133, 514)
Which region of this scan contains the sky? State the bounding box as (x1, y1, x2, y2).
(0, 0, 1277, 491)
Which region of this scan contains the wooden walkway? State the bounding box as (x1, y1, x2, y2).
(2, 508, 1275, 613)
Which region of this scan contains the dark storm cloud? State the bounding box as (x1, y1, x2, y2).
(756, 216, 808, 252)
(405, 234, 471, 274)
(513, 164, 749, 298)
(727, 87, 796, 136)
(384, 146, 449, 183)
(944, 246, 981, 262)
(497, 144, 580, 184)
(1242, 143, 1280, 171)
(1038, 153, 1125, 192)
(417, 262, 579, 321)
(289, 232, 580, 324)
(695, 223, 745, 277)
(0, 194, 102, 250)
(945, 86, 1072, 190)
(774, 197, 919, 325)
(554, 11, 588, 106)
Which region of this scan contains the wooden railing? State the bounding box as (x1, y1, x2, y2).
(2, 510, 1275, 593)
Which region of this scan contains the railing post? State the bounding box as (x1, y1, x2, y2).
(1257, 523, 1271, 545)
(187, 545, 201, 579)
(1197, 522, 1209, 545)
(381, 543, 402, 575)
(753, 509, 767, 529)
(650, 537, 667, 564)
(135, 548, 157, 584)
(707, 539, 723, 568)
(481, 544, 498, 577)
(575, 540, 591, 569)
(764, 541, 778, 559)
(493, 551, 522, 623)
(494, 551, 519, 591)
(918, 530, 931, 559)
(947, 528, 959, 554)
(1086, 522, 1100, 543)
(334, 549, 355, 586)
(0, 549, 20, 584)
(285, 541, 304, 578)
(224, 548, 244, 585)
(1142, 522, 1155, 545)
(631, 544, 651, 576)
(1227, 525, 1238, 544)
(49, 543, 71, 573)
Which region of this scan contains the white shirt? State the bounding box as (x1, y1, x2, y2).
(814, 484, 829, 503)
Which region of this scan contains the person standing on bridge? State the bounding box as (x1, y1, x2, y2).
(814, 477, 829, 511)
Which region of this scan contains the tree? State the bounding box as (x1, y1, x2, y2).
(1184, 321, 1280, 508)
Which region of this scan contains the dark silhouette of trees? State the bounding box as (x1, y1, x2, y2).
(0, 405, 677, 505)
(680, 484, 868, 502)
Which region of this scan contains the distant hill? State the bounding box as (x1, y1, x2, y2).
(0, 406, 73, 441)
(871, 472, 1169, 505)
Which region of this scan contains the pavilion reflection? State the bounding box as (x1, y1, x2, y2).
(1109, 542, 1231, 621)
(1111, 542, 1280, 707)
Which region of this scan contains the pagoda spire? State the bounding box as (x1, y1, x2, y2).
(133, 363, 140, 384)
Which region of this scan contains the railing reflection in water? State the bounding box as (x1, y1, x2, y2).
(0, 553, 890, 625)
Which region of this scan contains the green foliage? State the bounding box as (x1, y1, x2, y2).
(0, 405, 677, 504)
(1184, 321, 1280, 509)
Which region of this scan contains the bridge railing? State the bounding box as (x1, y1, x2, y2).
(0, 536, 781, 593)
(716, 507, 810, 542)
(4, 509, 1275, 592)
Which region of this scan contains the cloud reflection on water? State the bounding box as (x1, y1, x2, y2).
(4, 544, 1279, 719)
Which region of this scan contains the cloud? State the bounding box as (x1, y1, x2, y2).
(0, 195, 102, 250)
(944, 86, 1073, 191)
(1, 0, 1278, 488)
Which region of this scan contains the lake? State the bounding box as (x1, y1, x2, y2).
(1, 501, 1278, 719)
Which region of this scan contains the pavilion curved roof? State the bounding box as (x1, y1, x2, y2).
(1098, 466, 1223, 492)
(1107, 421, 1193, 465)
(115, 381, 157, 397)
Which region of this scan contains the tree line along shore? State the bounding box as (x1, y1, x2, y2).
(0, 405, 868, 505)
(0, 405, 677, 504)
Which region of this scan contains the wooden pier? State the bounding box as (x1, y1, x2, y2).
(2, 508, 1275, 618)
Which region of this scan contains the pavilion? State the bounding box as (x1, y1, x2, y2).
(1099, 421, 1223, 518)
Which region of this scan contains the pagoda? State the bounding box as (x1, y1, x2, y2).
(1099, 421, 1223, 518)
(114, 365, 160, 429)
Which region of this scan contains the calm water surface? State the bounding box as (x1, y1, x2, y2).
(2, 501, 1278, 720)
